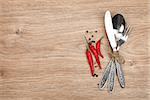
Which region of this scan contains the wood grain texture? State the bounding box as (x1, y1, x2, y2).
(0, 0, 149, 100)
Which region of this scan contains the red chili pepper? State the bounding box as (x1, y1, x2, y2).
(86, 49, 94, 76)
(89, 44, 102, 69)
(83, 35, 95, 76)
(96, 36, 104, 58)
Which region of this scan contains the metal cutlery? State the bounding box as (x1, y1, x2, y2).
(112, 14, 125, 34)
(104, 11, 117, 51)
(99, 10, 130, 93)
(116, 25, 131, 50)
(99, 60, 112, 89)
(107, 60, 116, 92)
(115, 59, 125, 88)
(111, 13, 132, 51)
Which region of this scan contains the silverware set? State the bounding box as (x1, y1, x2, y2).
(99, 58, 125, 92)
(98, 11, 131, 92)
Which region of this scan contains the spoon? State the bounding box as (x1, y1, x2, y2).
(112, 14, 129, 50)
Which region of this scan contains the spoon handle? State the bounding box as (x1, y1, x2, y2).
(107, 60, 116, 92)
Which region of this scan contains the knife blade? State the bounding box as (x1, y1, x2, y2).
(104, 11, 117, 51)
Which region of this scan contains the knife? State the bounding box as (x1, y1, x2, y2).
(99, 60, 112, 89)
(104, 11, 117, 51)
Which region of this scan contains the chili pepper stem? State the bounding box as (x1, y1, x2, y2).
(100, 35, 104, 41)
(82, 35, 90, 50)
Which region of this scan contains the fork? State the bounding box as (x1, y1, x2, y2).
(116, 25, 131, 50)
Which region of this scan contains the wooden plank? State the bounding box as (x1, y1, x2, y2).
(0, 0, 149, 100)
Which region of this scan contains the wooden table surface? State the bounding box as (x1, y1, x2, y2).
(0, 0, 149, 100)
